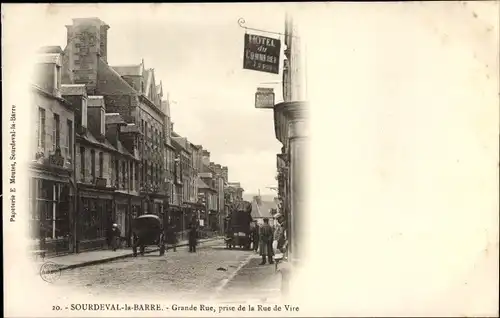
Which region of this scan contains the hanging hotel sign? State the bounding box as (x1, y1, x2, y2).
(243, 33, 281, 74)
(255, 87, 275, 109)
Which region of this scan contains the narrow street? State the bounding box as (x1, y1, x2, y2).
(52, 240, 256, 300)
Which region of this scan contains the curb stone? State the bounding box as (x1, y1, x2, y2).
(46, 237, 222, 273)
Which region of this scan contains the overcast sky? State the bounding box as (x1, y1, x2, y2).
(21, 3, 288, 196)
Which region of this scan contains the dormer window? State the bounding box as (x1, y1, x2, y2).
(82, 98, 88, 128)
(100, 108, 105, 135)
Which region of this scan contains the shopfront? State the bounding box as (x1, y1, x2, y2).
(77, 189, 114, 252)
(28, 176, 72, 255)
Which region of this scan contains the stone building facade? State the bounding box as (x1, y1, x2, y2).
(30, 50, 75, 255)
(62, 17, 169, 219)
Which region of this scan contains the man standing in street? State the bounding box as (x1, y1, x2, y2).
(188, 219, 198, 253)
(259, 218, 274, 265)
(111, 223, 121, 251)
(252, 220, 259, 253)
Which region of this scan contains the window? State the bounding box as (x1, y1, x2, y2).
(129, 161, 133, 190)
(90, 149, 96, 182)
(37, 107, 46, 150)
(82, 98, 88, 128)
(134, 162, 139, 189)
(144, 122, 148, 141)
(53, 113, 60, 150)
(122, 160, 126, 189)
(67, 119, 73, 160)
(152, 165, 155, 185)
(79, 147, 85, 180)
(115, 159, 120, 187)
(110, 156, 114, 186)
(80, 198, 110, 240)
(100, 108, 105, 135)
(98, 152, 104, 178)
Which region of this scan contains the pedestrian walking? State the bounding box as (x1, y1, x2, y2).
(111, 223, 121, 251)
(188, 220, 198, 253)
(251, 220, 259, 252)
(259, 218, 274, 265)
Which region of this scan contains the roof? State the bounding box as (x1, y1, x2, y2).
(197, 178, 211, 189)
(31, 84, 73, 108)
(36, 53, 61, 66)
(164, 138, 174, 149)
(144, 69, 153, 96)
(78, 130, 117, 153)
(251, 199, 277, 218)
(60, 84, 87, 96)
(38, 46, 63, 54)
(111, 64, 143, 77)
(116, 140, 134, 158)
(171, 136, 191, 153)
(97, 58, 137, 95)
(198, 172, 213, 178)
(202, 163, 214, 173)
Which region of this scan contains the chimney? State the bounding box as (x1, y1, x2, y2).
(202, 150, 210, 167)
(87, 96, 106, 140)
(66, 18, 109, 93)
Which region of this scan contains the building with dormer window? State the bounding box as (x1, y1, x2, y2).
(62, 17, 169, 219)
(30, 47, 75, 255)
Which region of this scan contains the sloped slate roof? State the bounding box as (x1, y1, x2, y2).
(97, 58, 137, 95)
(111, 64, 143, 77)
(172, 136, 190, 153)
(198, 172, 213, 178)
(251, 200, 278, 218)
(38, 46, 64, 54)
(37, 53, 61, 65)
(79, 131, 117, 152)
(116, 140, 134, 158)
(197, 178, 211, 189)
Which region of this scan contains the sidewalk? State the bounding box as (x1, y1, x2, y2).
(34, 237, 222, 272)
(214, 254, 282, 303)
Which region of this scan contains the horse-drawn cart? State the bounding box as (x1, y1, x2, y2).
(131, 214, 166, 256)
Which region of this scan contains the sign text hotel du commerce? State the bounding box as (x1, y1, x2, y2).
(243, 33, 281, 74)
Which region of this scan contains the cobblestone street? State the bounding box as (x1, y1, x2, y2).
(52, 240, 255, 300)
